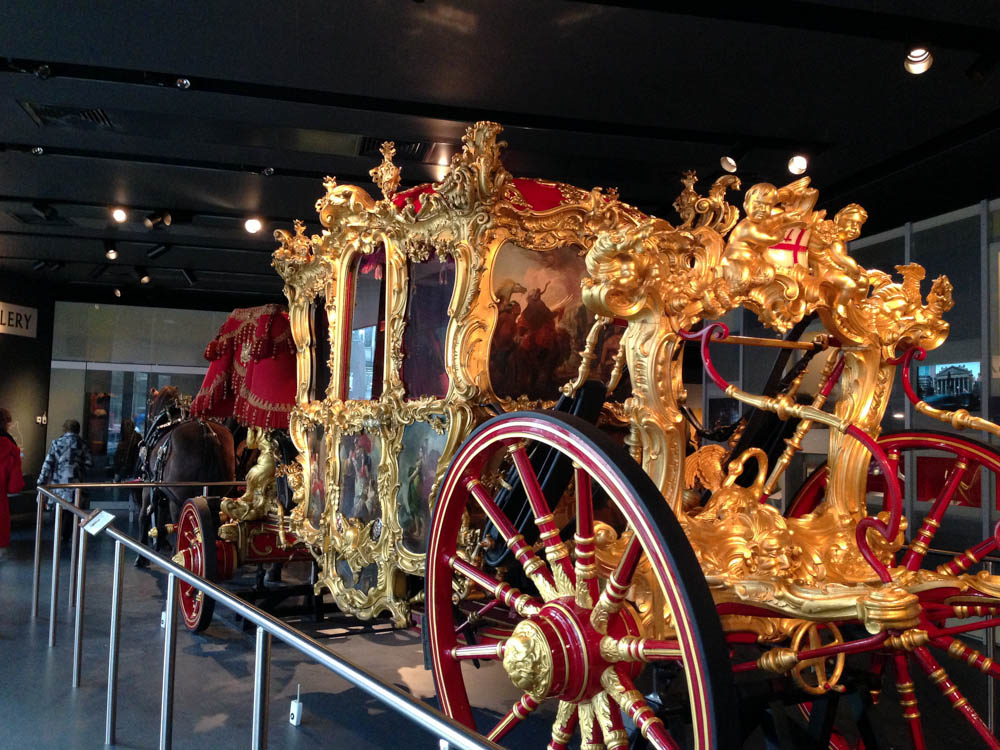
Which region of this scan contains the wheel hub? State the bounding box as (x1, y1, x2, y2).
(502, 597, 640, 702)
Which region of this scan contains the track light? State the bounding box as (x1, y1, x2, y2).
(144, 211, 172, 229)
(31, 146, 44, 155)
(104, 240, 118, 260)
(719, 156, 738, 173)
(146, 243, 170, 259)
(181, 269, 197, 287)
(113, 288, 122, 298)
(111, 207, 128, 223)
(905, 47, 933, 75)
(787, 155, 808, 175)
(135, 266, 151, 284)
(244, 217, 263, 234)
(31, 201, 57, 220)
(176, 78, 191, 89)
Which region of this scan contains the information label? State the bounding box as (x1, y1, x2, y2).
(0, 300, 38, 338)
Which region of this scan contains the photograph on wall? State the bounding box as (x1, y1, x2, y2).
(402, 257, 455, 400)
(489, 241, 612, 400)
(395, 420, 447, 554)
(338, 431, 382, 523)
(916, 361, 981, 412)
(307, 423, 326, 529)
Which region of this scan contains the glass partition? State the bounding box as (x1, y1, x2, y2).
(345, 253, 386, 401)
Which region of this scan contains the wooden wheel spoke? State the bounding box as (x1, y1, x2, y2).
(574, 465, 599, 609)
(590, 535, 642, 634)
(509, 444, 576, 592)
(547, 700, 579, 750)
(893, 652, 926, 750)
(912, 646, 1000, 749)
(937, 635, 1000, 678)
(591, 691, 630, 750)
(600, 635, 682, 663)
(487, 693, 541, 743)
(446, 554, 541, 616)
(466, 476, 559, 600)
(600, 667, 678, 750)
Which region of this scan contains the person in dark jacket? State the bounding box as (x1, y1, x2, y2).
(38, 419, 92, 504)
(0, 407, 25, 559)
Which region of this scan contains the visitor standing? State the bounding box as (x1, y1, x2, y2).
(0, 407, 25, 559)
(38, 419, 92, 505)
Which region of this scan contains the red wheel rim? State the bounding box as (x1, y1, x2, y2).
(175, 497, 218, 632)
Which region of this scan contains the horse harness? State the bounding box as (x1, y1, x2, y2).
(140, 399, 223, 507)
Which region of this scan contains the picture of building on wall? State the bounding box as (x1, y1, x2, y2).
(916, 361, 981, 411)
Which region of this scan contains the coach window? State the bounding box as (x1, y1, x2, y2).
(344, 251, 386, 401)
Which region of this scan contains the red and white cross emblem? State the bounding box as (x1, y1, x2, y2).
(767, 227, 810, 268)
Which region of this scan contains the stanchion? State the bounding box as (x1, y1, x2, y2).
(71, 526, 88, 687)
(48, 504, 62, 648)
(159, 573, 178, 750)
(105, 540, 125, 746)
(31, 491, 43, 618)
(251, 626, 272, 750)
(68, 488, 81, 609)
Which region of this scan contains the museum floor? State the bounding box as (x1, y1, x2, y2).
(2, 507, 998, 749)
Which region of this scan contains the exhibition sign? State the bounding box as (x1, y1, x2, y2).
(0, 300, 37, 338)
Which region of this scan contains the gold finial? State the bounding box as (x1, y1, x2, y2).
(369, 141, 401, 199)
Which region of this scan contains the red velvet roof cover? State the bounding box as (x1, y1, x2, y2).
(191, 304, 296, 429)
(391, 176, 568, 214)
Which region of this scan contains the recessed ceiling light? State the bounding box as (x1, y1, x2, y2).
(244, 217, 263, 234)
(111, 207, 128, 223)
(720, 156, 738, 173)
(787, 155, 808, 175)
(113, 288, 122, 298)
(904, 47, 933, 75)
(176, 78, 191, 89)
(140, 274, 151, 285)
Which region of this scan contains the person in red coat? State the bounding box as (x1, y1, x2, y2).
(0, 407, 25, 559)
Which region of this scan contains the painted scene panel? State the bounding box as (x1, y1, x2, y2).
(396, 420, 447, 554)
(335, 560, 379, 594)
(338, 431, 382, 523)
(306, 423, 326, 529)
(402, 256, 455, 399)
(489, 241, 609, 400)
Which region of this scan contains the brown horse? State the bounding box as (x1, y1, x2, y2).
(137, 386, 235, 561)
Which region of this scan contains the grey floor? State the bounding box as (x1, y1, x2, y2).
(3, 502, 1000, 749)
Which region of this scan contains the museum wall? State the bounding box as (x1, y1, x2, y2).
(0, 271, 54, 477)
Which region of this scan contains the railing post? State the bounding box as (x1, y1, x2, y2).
(71, 527, 88, 687)
(159, 573, 178, 750)
(68, 487, 81, 609)
(48, 503, 62, 648)
(105, 540, 125, 746)
(251, 626, 272, 750)
(31, 490, 44, 618)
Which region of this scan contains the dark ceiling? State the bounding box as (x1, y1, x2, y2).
(1, 1, 999, 310)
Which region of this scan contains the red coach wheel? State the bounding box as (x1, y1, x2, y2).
(425, 411, 737, 749)
(173, 496, 233, 632)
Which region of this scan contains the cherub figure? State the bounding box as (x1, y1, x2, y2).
(809, 203, 869, 314)
(723, 178, 818, 293)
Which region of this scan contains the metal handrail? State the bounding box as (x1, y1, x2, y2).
(32, 484, 500, 750)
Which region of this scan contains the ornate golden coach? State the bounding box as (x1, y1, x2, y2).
(178, 121, 1000, 748)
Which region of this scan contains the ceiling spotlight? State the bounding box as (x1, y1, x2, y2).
(146, 243, 170, 259)
(720, 156, 738, 173)
(176, 78, 191, 89)
(144, 211, 172, 229)
(261, 167, 275, 176)
(111, 207, 128, 223)
(31, 146, 44, 155)
(787, 154, 809, 175)
(135, 266, 151, 284)
(904, 47, 933, 75)
(33, 64, 52, 80)
(181, 268, 197, 287)
(104, 240, 118, 261)
(31, 201, 57, 220)
(244, 217, 263, 234)
(113, 288, 122, 298)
